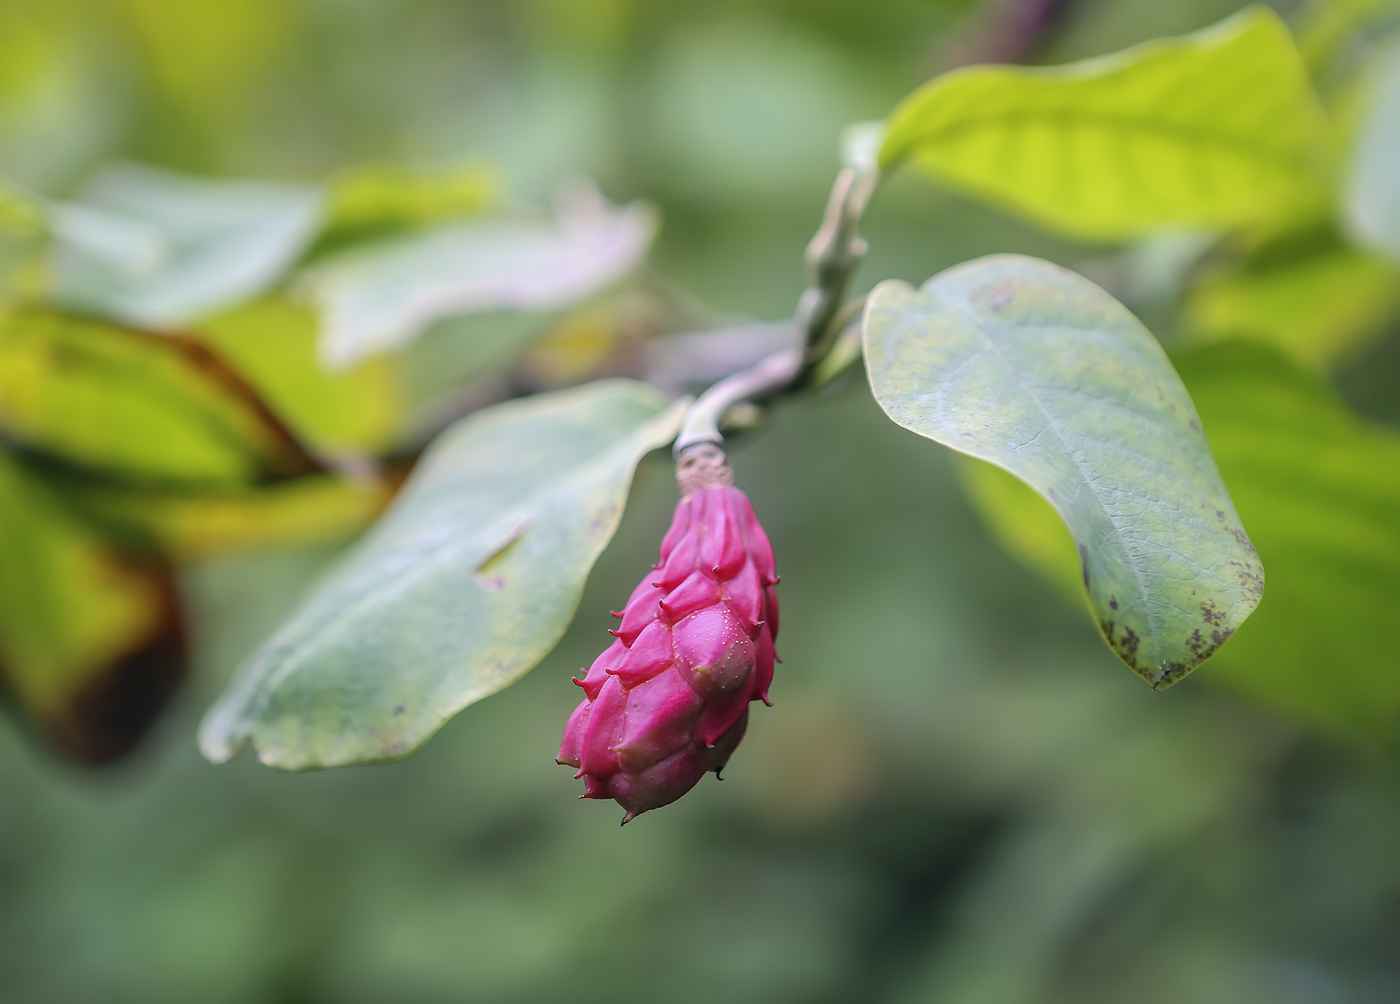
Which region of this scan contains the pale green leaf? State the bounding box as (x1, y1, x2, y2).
(880, 7, 1330, 239)
(50, 163, 323, 328)
(0, 173, 165, 273)
(306, 184, 656, 370)
(199, 379, 686, 769)
(863, 254, 1262, 687)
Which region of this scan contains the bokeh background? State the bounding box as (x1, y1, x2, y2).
(3, 0, 1400, 1001)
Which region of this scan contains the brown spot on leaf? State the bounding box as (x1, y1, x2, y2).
(1078, 543, 1090, 589)
(1201, 602, 1224, 626)
(1109, 596, 1118, 611)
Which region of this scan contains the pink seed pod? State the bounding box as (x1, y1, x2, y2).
(557, 445, 778, 823)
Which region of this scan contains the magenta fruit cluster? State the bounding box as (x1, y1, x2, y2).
(558, 484, 779, 823)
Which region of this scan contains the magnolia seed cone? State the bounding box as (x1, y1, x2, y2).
(558, 471, 778, 824)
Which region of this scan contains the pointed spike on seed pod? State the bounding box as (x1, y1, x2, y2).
(621, 812, 636, 825)
(610, 610, 623, 618)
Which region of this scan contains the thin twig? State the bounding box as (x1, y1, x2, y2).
(672, 165, 877, 457)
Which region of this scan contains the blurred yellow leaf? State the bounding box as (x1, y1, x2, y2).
(0, 451, 183, 763)
(0, 310, 319, 485)
(200, 299, 402, 458)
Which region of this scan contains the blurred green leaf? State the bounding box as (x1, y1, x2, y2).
(199, 299, 402, 457)
(50, 162, 323, 328)
(306, 184, 656, 370)
(1175, 342, 1400, 736)
(1183, 222, 1400, 367)
(881, 7, 1330, 239)
(199, 379, 686, 769)
(1346, 46, 1400, 261)
(0, 451, 183, 763)
(863, 254, 1262, 687)
(0, 310, 320, 485)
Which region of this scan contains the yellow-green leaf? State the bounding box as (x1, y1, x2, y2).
(881, 7, 1330, 239)
(323, 161, 497, 238)
(0, 310, 319, 485)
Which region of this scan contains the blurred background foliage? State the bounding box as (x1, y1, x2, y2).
(2, 0, 1400, 1001)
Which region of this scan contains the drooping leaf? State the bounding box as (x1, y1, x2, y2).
(198, 299, 403, 457)
(960, 341, 1400, 736)
(0, 310, 319, 485)
(199, 379, 687, 769)
(880, 7, 1330, 240)
(863, 254, 1262, 687)
(1346, 47, 1400, 261)
(0, 452, 184, 763)
(49, 162, 323, 328)
(306, 184, 656, 370)
(1183, 221, 1400, 367)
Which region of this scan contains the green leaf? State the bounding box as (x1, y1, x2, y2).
(1173, 342, 1400, 736)
(0, 310, 320, 485)
(1346, 47, 1400, 261)
(306, 184, 656, 370)
(50, 163, 323, 328)
(880, 7, 1330, 240)
(199, 379, 686, 769)
(863, 254, 1262, 687)
(0, 451, 184, 763)
(1183, 221, 1400, 367)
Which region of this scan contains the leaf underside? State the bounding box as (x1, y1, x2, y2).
(199, 379, 686, 770)
(863, 254, 1263, 687)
